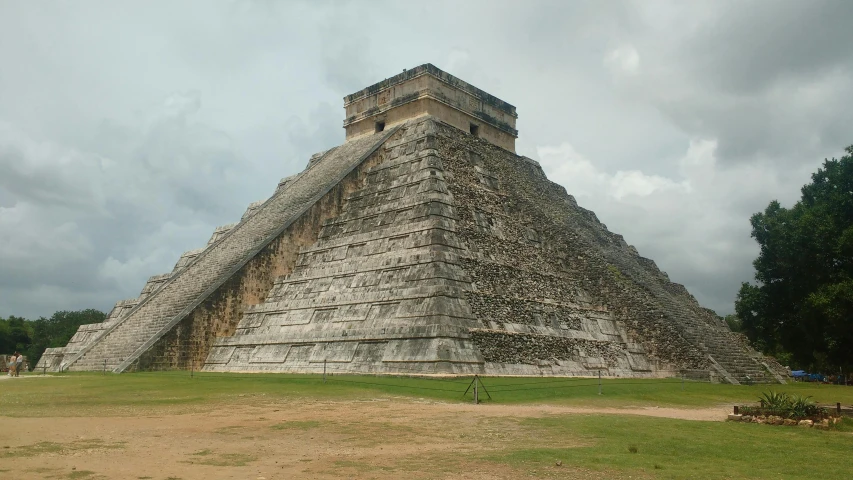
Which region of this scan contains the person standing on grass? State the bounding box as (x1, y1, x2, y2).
(7, 353, 16, 377)
(15, 352, 23, 376)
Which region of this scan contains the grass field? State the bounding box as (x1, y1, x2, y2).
(5, 371, 853, 414)
(1, 372, 851, 479)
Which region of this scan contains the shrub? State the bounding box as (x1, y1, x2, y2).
(741, 391, 829, 420)
(789, 395, 821, 418)
(759, 391, 791, 410)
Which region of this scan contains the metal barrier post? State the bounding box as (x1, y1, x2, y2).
(474, 377, 479, 405)
(681, 372, 685, 391)
(477, 376, 492, 401)
(103, 359, 106, 375)
(598, 370, 602, 395)
(323, 359, 327, 384)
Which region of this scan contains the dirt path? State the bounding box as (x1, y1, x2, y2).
(0, 398, 725, 479)
(422, 402, 729, 422)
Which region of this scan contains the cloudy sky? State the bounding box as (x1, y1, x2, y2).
(1, 0, 851, 319)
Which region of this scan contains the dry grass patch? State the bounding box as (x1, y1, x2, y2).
(185, 450, 255, 467)
(1, 438, 124, 458)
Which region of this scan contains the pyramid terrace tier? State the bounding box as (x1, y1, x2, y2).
(271, 249, 469, 287)
(60, 125, 404, 373)
(49, 115, 784, 382)
(261, 262, 473, 305)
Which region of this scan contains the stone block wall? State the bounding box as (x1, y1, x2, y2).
(434, 121, 780, 382)
(58, 128, 398, 372)
(344, 64, 517, 152)
(134, 132, 398, 371)
(49, 113, 783, 383)
(203, 118, 485, 375)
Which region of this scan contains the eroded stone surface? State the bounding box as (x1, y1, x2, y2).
(204, 119, 483, 374)
(43, 64, 783, 383)
(47, 128, 398, 373)
(197, 117, 779, 381)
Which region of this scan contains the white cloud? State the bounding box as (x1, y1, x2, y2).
(161, 91, 202, 120)
(537, 142, 686, 200)
(0, 202, 93, 266)
(537, 138, 822, 313)
(0, 90, 268, 315)
(445, 50, 470, 73)
(604, 44, 640, 76)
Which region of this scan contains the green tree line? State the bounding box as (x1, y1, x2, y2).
(0, 309, 106, 370)
(735, 145, 853, 372)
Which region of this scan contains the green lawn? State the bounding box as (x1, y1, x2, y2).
(3, 372, 852, 479)
(3, 371, 852, 416)
(490, 414, 853, 480)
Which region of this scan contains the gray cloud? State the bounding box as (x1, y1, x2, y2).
(0, 0, 850, 318)
(685, 1, 853, 95)
(612, 0, 853, 163)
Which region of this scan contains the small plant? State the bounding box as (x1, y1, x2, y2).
(606, 265, 624, 281)
(759, 391, 791, 411)
(628, 445, 638, 454)
(740, 391, 830, 421)
(789, 395, 820, 418)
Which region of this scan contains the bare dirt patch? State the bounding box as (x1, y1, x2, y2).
(0, 397, 719, 479)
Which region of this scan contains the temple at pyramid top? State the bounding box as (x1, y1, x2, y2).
(343, 63, 519, 152)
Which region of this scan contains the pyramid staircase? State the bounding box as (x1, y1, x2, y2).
(39, 62, 787, 383)
(40, 128, 399, 372)
(205, 119, 484, 373)
(39, 116, 785, 383)
(604, 251, 782, 384)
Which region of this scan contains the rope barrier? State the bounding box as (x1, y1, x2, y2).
(49, 365, 717, 401)
(61, 344, 716, 400)
(490, 379, 685, 393)
(324, 377, 462, 393)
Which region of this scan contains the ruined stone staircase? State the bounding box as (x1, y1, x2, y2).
(610, 257, 780, 384)
(205, 118, 484, 374)
(35, 224, 241, 371)
(43, 116, 784, 383)
(60, 128, 399, 372)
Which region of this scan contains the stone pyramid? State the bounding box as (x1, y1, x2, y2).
(39, 64, 785, 384)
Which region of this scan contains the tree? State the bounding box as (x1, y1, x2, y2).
(723, 314, 742, 333)
(2, 309, 106, 370)
(26, 309, 107, 367)
(736, 145, 853, 371)
(0, 315, 33, 354)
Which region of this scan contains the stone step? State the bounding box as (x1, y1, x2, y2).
(60, 127, 400, 372)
